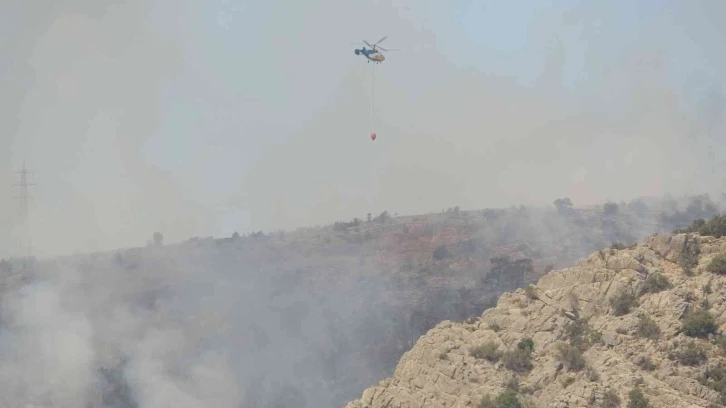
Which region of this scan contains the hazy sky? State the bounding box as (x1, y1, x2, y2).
(2, 0, 726, 258)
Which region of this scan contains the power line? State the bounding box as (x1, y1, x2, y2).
(14, 162, 34, 215)
(13, 161, 35, 259)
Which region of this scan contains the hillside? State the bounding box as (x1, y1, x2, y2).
(344, 229, 726, 408)
(0, 195, 720, 408)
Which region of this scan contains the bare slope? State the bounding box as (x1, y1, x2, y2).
(345, 232, 726, 408)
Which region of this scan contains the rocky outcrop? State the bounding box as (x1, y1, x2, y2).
(345, 233, 726, 408)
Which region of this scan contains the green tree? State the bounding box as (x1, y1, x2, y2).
(554, 198, 574, 215)
(603, 202, 619, 216)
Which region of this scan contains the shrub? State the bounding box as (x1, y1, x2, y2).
(669, 341, 708, 366)
(566, 292, 580, 313)
(503, 348, 533, 373)
(374, 210, 389, 223)
(604, 202, 619, 216)
(519, 386, 535, 395)
(636, 315, 661, 339)
(682, 310, 718, 338)
(678, 214, 726, 238)
(478, 395, 496, 408)
(639, 272, 671, 295)
(707, 254, 726, 275)
(433, 245, 451, 260)
(504, 377, 519, 392)
(701, 364, 726, 403)
(490, 322, 502, 332)
(610, 291, 637, 316)
(517, 338, 534, 353)
(637, 356, 656, 371)
(333, 219, 361, 231)
(524, 285, 537, 300)
(586, 366, 600, 382)
(704, 280, 713, 294)
(478, 390, 521, 408)
(494, 390, 521, 408)
(716, 335, 726, 352)
(564, 317, 593, 350)
(628, 199, 649, 215)
(561, 376, 575, 387)
(628, 387, 649, 408)
(678, 234, 701, 274)
(555, 342, 586, 372)
(471, 341, 502, 362)
(554, 198, 574, 215)
(601, 389, 621, 408)
(153, 231, 164, 246)
(589, 330, 604, 346)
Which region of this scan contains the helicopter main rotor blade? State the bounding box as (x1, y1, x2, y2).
(375, 36, 388, 45)
(364, 40, 374, 48)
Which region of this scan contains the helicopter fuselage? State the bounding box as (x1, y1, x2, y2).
(354, 47, 385, 63)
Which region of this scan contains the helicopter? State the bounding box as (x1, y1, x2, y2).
(354, 36, 397, 64)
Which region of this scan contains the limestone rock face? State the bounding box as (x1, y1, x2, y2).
(344, 233, 726, 408)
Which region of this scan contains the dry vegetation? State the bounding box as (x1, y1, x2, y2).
(346, 213, 726, 408)
(0, 194, 720, 408)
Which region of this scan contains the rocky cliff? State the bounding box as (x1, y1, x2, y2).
(345, 233, 726, 408)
